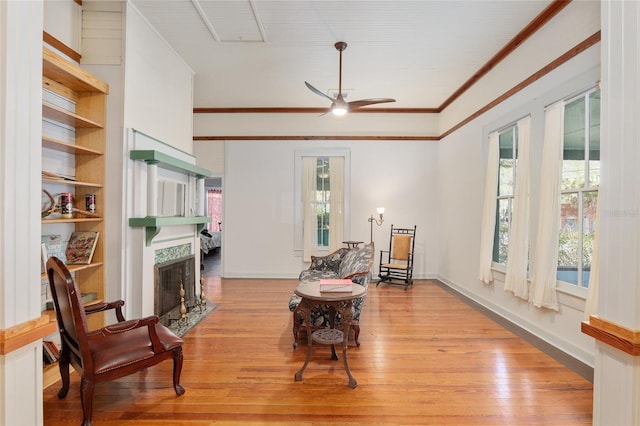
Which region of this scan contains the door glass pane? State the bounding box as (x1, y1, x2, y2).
(558, 193, 579, 285)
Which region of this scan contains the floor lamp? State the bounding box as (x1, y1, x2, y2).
(368, 207, 385, 242)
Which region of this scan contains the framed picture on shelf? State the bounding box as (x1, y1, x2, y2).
(41, 234, 66, 264)
(66, 231, 99, 265)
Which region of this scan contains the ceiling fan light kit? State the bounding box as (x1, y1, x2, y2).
(305, 41, 395, 116)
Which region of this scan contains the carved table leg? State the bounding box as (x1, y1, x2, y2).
(328, 305, 338, 360)
(295, 300, 312, 381)
(339, 301, 358, 388)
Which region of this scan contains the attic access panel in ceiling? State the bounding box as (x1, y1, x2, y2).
(196, 0, 265, 42)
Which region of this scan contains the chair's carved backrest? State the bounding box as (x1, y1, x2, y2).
(46, 257, 90, 362)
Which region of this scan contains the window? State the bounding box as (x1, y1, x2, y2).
(314, 158, 331, 247)
(493, 125, 518, 264)
(294, 149, 350, 260)
(557, 89, 600, 287)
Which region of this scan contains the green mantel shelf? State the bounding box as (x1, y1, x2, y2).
(129, 216, 212, 246)
(130, 150, 211, 178)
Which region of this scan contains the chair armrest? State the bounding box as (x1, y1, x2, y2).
(342, 270, 369, 281)
(93, 315, 164, 353)
(85, 300, 126, 322)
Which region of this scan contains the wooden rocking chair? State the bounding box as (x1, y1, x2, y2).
(377, 225, 416, 290)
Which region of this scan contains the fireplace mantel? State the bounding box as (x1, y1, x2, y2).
(129, 216, 211, 246)
(128, 145, 212, 246)
(130, 150, 211, 178)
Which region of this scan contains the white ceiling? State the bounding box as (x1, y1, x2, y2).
(131, 0, 553, 109)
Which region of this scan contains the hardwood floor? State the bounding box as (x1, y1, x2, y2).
(44, 266, 593, 425)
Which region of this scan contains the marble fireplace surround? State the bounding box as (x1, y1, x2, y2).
(154, 245, 197, 326)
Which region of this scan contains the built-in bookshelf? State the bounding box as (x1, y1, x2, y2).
(41, 47, 109, 387)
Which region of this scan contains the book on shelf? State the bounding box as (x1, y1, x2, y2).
(319, 278, 354, 293)
(43, 340, 60, 364)
(41, 234, 66, 264)
(65, 231, 99, 265)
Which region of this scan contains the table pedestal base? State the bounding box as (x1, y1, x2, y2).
(293, 282, 365, 389)
(294, 328, 357, 388)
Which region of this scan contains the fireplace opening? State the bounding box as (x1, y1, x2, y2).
(154, 255, 196, 326)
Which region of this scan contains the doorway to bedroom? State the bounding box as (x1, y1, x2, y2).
(202, 177, 222, 277)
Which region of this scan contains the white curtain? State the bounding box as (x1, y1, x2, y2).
(478, 132, 500, 284)
(584, 191, 601, 320)
(504, 117, 531, 299)
(478, 131, 500, 284)
(530, 101, 565, 310)
(302, 157, 318, 262)
(328, 157, 344, 253)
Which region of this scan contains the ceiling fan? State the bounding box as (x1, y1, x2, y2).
(305, 41, 396, 116)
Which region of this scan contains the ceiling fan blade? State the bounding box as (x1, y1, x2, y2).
(305, 81, 336, 102)
(347, 98, 396, 110)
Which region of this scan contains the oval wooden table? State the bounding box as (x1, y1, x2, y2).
(293, 280, 366, 388)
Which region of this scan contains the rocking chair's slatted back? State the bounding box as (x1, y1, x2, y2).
(46, 256, 89, 366)
(391, 234, 413, 261)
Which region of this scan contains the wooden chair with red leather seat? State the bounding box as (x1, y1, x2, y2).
(46, 256, 185, 426)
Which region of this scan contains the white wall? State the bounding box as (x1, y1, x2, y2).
(194, 139, 224, 173)
(194, 111, 439, 138)
(440, 0, 601, 135)
(438, 44, 601, 366)
(1, 2, 46, 424)
(43, 0, 81, 53)
(122, 3, 194, 152)
(222, 140, 438, 279)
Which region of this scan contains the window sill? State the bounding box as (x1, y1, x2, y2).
(490, 264, 587, 311)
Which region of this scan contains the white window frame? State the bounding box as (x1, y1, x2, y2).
(293, 148, 351, 255)
(556, 87, 600, 297)
(493, 124, 519, 266)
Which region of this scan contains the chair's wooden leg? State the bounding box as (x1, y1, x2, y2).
(173, 347, 186, 396)
(80, 378, 95, 426)
(57, 351, 70, 399)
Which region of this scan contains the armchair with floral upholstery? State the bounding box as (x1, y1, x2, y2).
(288, 242, 374, 348)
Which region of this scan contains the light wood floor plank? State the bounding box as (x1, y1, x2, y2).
(44, 275, 593, 425)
